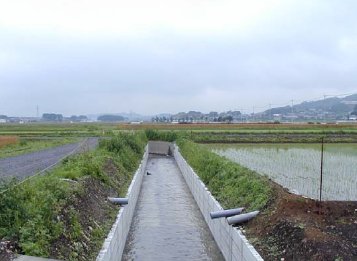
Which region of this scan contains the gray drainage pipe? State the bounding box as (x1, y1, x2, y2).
(210, 207, 245, 219)
(227, 211, 260, 225)
(108, 197, 129, 205)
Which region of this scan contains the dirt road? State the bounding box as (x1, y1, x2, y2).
(0, 137, 98, 180)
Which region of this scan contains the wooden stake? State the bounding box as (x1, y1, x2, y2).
(319, 137, 324, 202)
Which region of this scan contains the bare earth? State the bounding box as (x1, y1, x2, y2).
(246, 182, 357, 261)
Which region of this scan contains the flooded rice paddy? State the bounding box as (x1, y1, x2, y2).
(210, 143, 357, 201)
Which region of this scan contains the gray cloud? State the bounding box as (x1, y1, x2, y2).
(1, 0, 357, 116)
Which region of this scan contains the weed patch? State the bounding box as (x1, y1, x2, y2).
(144, 129, 178, 142)
(0, 132, 147, 260)
(177, 139, 272, 210)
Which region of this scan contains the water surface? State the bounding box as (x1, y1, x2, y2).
(209, 143, 357, 201)
(123, 155, 223, 261)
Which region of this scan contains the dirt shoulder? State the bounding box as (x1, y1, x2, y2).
(245, 182, 357, 260)
(49, 174, 119, 260)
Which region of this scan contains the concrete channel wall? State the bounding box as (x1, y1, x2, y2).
(96, 145, 149, 261)
(173, 144, 263, 261)
(148, 141, 173, 155)
(97, 141, 262, 261)
(18, 141, 261, 261)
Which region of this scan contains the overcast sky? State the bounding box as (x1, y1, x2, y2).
(0, 0, 357, 116)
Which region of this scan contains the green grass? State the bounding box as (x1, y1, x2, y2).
(0, 132, 147, 259)
(144, 129, 178, 142)
(141, 127, 357, 144)
(0, 123, 118, 137)
(1, 122, 356, 144)
(118, 122, 357, 132)
(0, 137, 80, 159)
(190, 131, 357, 143)
(177, 139, 272, 210)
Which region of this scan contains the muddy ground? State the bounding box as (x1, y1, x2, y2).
(245, 182, 357, 261)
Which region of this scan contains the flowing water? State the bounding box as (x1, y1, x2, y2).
(123, 155, 223, 261)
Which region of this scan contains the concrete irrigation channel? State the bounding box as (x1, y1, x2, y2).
(11, 141, 262, 261)
(0, 137, 98, 180)
(122, 154, 224, 261)
(97, 142, 262, 261)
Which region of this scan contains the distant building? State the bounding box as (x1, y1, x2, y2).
(273, 114, 282, 121)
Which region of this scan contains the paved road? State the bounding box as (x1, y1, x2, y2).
(123, 155, 224, 261)
(0, 137, 98, 180)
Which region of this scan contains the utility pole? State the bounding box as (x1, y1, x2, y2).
(252, 106, 255, 122)
(323, 94, 327, 122)
(36, 105, 39, 118)
(269, 103, 272, 122)
(238, 109, 243, 123)
(291, 99, 294, 123)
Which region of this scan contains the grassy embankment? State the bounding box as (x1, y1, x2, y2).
(176, 139, 272, 210)
(0, 132, 147, 260)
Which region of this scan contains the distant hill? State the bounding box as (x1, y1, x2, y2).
(264, 94, 357, 117)
(88, 112, 151, 122)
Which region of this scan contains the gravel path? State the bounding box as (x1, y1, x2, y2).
(0, 137, 99, 180)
